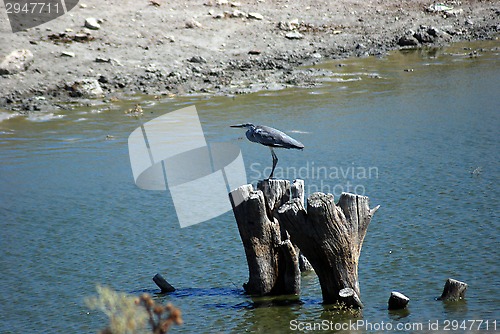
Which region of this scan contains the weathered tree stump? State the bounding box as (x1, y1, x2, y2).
(437, 278, 467, 301)
(388, 291, 410, 310)
(339, 288, 363, 308)
(153, 273, 175, 293)
(278, 192, 379, 308)
(229, 179, 300, 296)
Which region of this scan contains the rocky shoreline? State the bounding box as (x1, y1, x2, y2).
(0, 0, 498, 113)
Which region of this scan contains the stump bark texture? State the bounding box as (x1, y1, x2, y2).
(388, 291, 410, 310)
(229, 179, 301, 296)
(278, 192, 379, 308)
(438, 278, 468, 301)
(230, 179, 378, 307)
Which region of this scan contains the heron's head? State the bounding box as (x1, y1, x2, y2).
(230, 123, 255, 129)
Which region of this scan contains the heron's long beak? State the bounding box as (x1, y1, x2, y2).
(230, 124, 246, 128)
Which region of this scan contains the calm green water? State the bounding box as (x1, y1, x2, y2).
(1, 41, 499, 333)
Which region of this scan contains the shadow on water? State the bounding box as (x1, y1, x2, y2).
(151, 286, 305, 309)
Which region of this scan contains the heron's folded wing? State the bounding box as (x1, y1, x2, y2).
(254, 126, 303, 149)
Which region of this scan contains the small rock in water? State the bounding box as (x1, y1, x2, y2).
(0, 49, 34, 75)
(84, 17, 100, 30)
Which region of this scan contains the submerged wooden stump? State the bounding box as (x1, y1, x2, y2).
(279, 192, 379, 308)
(153, 273, 175, 293)
(437, 278, 467, 301)
(388, 291, 410, 310)
(229, 179, 301, 296)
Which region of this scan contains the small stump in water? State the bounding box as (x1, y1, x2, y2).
(437, 278, 467, 301)
(388, 291, 410, 310)
(153, 273, 176, 293)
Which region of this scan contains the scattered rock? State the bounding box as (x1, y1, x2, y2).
(48, 31, 94, 43)
(414, 31, 434, 43)
(446, 9, 464, 17)
(285, 31, 304, 39)
(230, 9, 247, 18)
(248, 50, 261, 55)
(98, 75, 108, 83)
(110, 58, 123, 66)
(125, 104, 143, 116)
(95, 57, 110, 63)
(0, 49, 34, 75)
(278, 21, 293, 31)
(427, 3, 454, 13)
(61, 51, 76, 57)
(67, 79, 104, 98)
(397, 35, 419, 46)
(94, 57, 122, 66)
(84, 18, 101, 30)
(211, 12, 225, 19)
(74, 33, 94, 42)
(188, 55, 207, 63)
(230, 2, 241, 7)
(165, 35, 176, 43)
(185, 19, 202, 28)
(248, 12, 264, 20)
(427, 26, 440, 37)
(145, 63, 159, 73)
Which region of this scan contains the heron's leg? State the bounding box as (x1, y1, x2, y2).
(269, 147, 278, 179)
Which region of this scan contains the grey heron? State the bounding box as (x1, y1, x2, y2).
(231, 123, 304, 179)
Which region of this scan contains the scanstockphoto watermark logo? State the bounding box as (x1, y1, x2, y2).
(249, 161, 378, 197)
(3, 0, 79, 33)
(128, 106, 247, 228)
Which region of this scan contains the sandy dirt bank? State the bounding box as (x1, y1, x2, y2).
(0, 0, 498, 112)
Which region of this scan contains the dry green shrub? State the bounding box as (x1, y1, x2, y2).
(86, 285, 182, 334)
